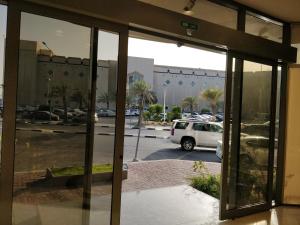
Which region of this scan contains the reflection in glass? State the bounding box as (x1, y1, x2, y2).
(273, 67, 281, 200)
(13, 13, 91, 225)
(0, 4, 7, 178)
(226, 60, 273, 210)
(238, 61, 272, 207)
(89, 30, 119, 225)
(245, 13, 283, 43)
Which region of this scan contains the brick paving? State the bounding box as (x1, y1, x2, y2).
(12, 159, 221, 204)
(122, 159, 221, 192)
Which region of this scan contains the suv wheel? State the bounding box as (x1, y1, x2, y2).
(181, 138, 195, 151)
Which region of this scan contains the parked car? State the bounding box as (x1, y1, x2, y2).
(181, 112, 191, 119)
(125, 109, 138, 116)
(53, 108, 73, 120)
(72, 113, 87, 123)
(97, 109, 116, 117)
(32, 111, 59, 121)
(130, 109, 140, 116)
(170, 119, 223, 151)
(68, 108, 85, 117)
(215, 113, 224, 122)
(216, 135, 272, 166)
(72, 112, 98, 123)
(192, 114, 213, 122)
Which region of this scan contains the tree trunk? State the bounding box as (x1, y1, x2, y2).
(211, 103, 217, 115)
(133, 97, 144, 161)
(79, 97, 83, 109)
(63, 96, 68, 123)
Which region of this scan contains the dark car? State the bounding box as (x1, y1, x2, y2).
(32, 111, 60, 121)
(72, 113, 87, 123)
(97, 109, 116, 117)
(53, 108, 73, 120)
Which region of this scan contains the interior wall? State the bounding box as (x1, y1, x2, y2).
(283, 65, 300, 204)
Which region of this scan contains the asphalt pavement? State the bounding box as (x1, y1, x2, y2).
(3, 119, 221, 172)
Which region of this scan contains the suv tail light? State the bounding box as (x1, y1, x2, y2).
(171, 128, 174, 136)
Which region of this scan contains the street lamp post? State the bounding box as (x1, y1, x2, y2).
(47, 71, 53, 121)
(43, 41, 54, 122)
(162, 83, 167, 122)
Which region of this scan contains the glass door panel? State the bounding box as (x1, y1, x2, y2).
(12, 12, 96, 225)
(220, 55, 277, 219)
(0, 3, 7, 180)
(0, 6, 127, 225)
(88, 29, 119, 225)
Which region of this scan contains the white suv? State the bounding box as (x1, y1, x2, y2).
(170, 119, 223, 151)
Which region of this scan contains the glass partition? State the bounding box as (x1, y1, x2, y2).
(89, 30, 119, 225)
(221, 55, 276, 220)
(237, 61, 272, 207)
(0, 4, 7, 179)
(12, 12, 92, 225)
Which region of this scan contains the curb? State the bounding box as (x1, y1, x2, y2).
(20, 121, 171, 131)
(16, 128, 169, 139)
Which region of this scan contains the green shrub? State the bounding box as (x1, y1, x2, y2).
(171, 106, 181, 120)
(148, 104, 163, 121)
(201, 108, 211, 114)
(51, 164, 113, 177)
(190, 175, 220, 199)
(190, 161, 220, 199)
(166, 106, 182, 121)
(143, 111, 150, 121)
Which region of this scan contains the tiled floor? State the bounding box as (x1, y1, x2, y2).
(121, 185, 300, 225)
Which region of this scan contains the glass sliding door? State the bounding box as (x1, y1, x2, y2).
(0, 3, 7, 180)
(12, 12, 92, 225)
(220, 53, 277, 219)
(88, 29, 119, 225)
(8, 9, 128, 225)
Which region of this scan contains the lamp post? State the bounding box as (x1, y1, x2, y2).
(42, 41, 54, 122)
(47, 70, 53, 121)
(162, 83, 167, 122)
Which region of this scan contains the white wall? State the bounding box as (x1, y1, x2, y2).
(127, 56, 154, 89)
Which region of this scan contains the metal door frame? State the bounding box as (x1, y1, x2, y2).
(220, 51, 278, 220)
(0, 1, 128, 225)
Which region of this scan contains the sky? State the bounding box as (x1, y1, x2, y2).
(0, 6, 7, 86)
(0, 10, 227, 86)
(0, 7, 274, 87)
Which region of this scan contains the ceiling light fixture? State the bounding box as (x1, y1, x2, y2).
(183, 0, 197, 14)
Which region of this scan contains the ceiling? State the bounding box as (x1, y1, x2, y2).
(138, 0, 284, 42)
(235, 0, 300, 23)
(139, 0, 300, 23)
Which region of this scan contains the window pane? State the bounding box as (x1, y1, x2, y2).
(89, 30, 119, 225)
(0, 4, 7, 182)
(139, 0, 237, 29)
(13, 12, 91, 225)
(245, 13, 283, 43)
(238, 61, 272, 207)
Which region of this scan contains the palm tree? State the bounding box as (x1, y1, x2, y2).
(201, 88, 223, 115)
(126, 91, 134, 109)
(181, 96, 198, 113)
(131, 80, 154, 161)
(97, 91, 115, 109)
(70, 90, 84, 109)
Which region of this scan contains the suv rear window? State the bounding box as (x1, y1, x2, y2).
(175, 122, 189, 129)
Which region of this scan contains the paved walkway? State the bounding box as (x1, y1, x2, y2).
(123, 159, 221, 192)
(121, 185, 220, 225)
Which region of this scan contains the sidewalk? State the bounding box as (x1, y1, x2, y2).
(122, 159, 221, 192)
